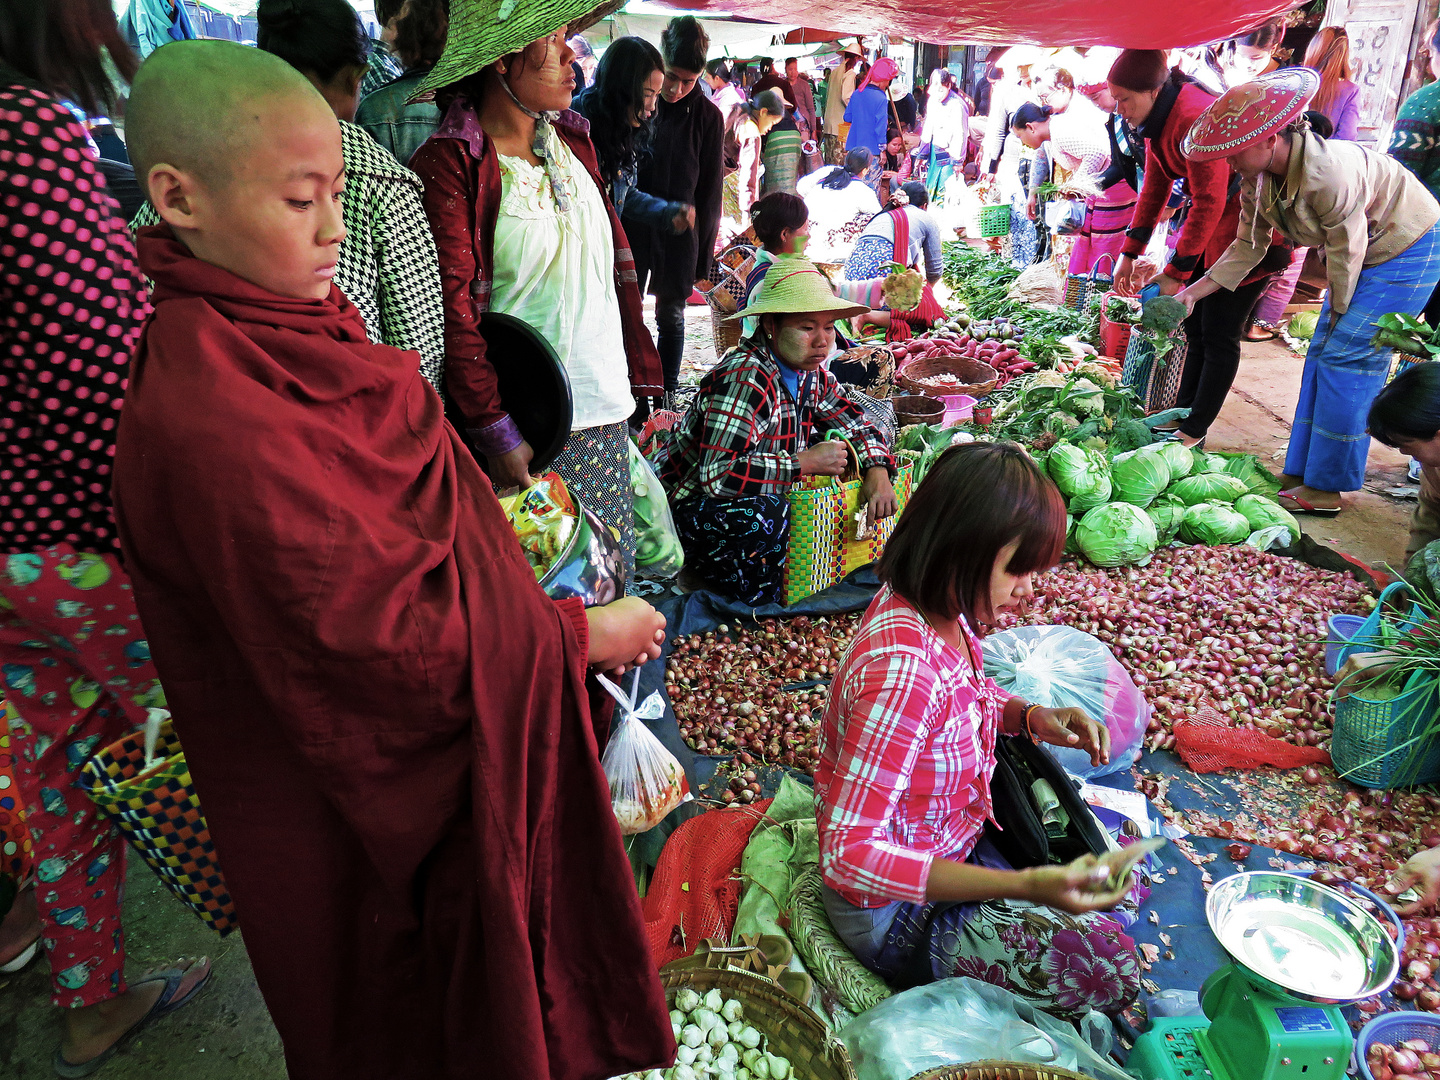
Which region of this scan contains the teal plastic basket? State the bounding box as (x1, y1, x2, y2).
(1332, 670, 1440, 789)
(1336, 581, 1426, 669)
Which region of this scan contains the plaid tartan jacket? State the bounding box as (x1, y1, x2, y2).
(654, 339, 894, 503)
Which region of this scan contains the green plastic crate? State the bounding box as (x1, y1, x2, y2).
(978, 204, 1012, 238)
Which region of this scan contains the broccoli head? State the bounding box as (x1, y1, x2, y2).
(1139, 295, 1188, 338)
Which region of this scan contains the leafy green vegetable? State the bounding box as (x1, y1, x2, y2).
(1289, 311, 1319, 340)
(1168, 472, 1250, 506)
(1178, 501, 1251, 545)
(1110, 449, 1172, 507)
(1146, 494, 1186, 544)
(1136, 295, 1189, 360)
(1076, 502, 1159, 567)
(1142, 440, 1196, 481)
(1212, 452, 1283, 497)
(1047, 444, 1112, 511)
(1234, 494, 1300, 542)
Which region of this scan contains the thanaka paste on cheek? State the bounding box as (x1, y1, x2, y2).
(773, 323, 814, 368)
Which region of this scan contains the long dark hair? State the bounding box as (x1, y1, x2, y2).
(378, 0, 448, 71)
(257, 0, 369, 85)
(878, 442, 1066, 627)
(0, 0, 137, 114)
(820, 148, 870, 189)
(1369, 362, 1440, 447)
(576, 35, 663, 183)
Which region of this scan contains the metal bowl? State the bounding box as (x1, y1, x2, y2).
(538, 502, 625, 607)
(1206, 872, 1400, 1002)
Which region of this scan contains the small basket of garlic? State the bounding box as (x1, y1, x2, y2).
(615, 966, 857, 1080)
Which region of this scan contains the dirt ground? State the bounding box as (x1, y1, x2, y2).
(0, 303, 1417, 1079)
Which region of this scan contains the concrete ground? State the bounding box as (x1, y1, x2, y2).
(0, 305, 1416, 1079)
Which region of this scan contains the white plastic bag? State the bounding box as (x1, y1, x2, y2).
(838, 977, 1131, 1080)
(981, 624, 1150, 779)
(597, 671, 692, 834)
(628, 439, 684, 578)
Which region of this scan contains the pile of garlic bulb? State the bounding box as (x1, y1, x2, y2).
(615, 987, 795, 1080)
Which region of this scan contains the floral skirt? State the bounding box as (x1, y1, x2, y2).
(553, 422, 637, 576)
(843, 235, 894, 286)
(824, 833, 1149, 1020)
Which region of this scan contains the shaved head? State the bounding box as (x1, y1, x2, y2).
(128, 39, 331, 189)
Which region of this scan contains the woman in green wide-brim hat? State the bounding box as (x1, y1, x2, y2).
(647, 259, 898, 605)
(409, 0, 663, 575)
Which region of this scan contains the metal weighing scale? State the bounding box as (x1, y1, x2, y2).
(1129, 872, 1401, 1080)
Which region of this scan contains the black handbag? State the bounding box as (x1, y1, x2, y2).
(983, 736, 1110, 869)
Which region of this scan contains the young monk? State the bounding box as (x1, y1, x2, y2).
(113, 40, 673, 1080)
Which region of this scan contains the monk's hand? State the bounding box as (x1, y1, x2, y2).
(488, 440, 535, 490)
(587, 596, 667, 676)
(1029, 705, 1110, 767)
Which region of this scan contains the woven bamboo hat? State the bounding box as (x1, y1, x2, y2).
(417, 0, 622, 98)
(730, 261, 869, 322)
(1181, 67, 1319, 161)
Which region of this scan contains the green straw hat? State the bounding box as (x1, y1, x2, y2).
(730, 260, 870, 322)
(417, 0, 621, 98)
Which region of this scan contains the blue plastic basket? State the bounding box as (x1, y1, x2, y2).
(1355, 1010, 1440, 1080)
(1326, 613, 1369, 677)
(1336, 582, 1427, 669)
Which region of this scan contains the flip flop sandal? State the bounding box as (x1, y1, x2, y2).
(1278, 489, 1341, 517)
(53, 960, 213, 1079)
(0, 936, 41, 974)
(1245, 327, 1278, 342)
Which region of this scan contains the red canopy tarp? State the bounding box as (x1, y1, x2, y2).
(663, 0, 1295, 49)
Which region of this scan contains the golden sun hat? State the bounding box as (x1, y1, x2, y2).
(730, 260, 870, 322)
(417, 0, 622, 98)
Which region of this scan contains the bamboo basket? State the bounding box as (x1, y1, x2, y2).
(909, 1063, 1097, 1080)
(660, 966, 858, 1080)
(896, 357, 999, 399)
(893, 395, 946, 426)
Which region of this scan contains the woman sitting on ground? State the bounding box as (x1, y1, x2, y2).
(815, 441, 1147, 1016)
(797, 148, 882, 262)
(739, 191, 811, 338)
(838, 181, 943, 337)
(653, 262, 896, 606)
(573, 35, 695, 237)
(865, 128, 913, 204)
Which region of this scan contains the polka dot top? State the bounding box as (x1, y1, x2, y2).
(0, 83, 149, 557)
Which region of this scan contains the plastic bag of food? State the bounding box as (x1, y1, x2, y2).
(597, 671, 692, 835)
(628, 439, 684, 577)
(498, 473, 578, 580)
(981, 624, 1150, 779)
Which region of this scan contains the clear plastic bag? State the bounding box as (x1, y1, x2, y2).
(837, 977, 1131, 1080)
(981, 624, 1150, 780)
(628, 439, 684, 578)
(597, 671, 692, 835)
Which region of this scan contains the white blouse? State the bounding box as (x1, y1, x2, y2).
(492, 131, 634, 431)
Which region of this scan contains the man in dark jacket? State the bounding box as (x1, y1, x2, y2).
(631, 16, 724, 399)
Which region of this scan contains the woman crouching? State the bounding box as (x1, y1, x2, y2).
(815, 442, 1146, 1016)
(653, 261, 896, 605)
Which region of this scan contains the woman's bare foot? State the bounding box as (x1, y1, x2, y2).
(0, 885, 41, 966)
(1279, 473, 1304, 489)
(59, 956, 211, 1067)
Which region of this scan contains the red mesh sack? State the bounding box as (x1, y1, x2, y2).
(642, 800, 772, 967)
(1173, 704, 1330, 773)
(637, 409, 684, 459)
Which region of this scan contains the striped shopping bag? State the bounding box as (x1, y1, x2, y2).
(782, 438, 914, 606)
(78, 708, 237, 935)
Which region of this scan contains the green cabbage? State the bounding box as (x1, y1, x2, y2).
(1234, 494, 1301, 542)
(1110, 449, 1173, 508)
(1076, 502, 1159, 567)
(1047, 444, 1112, 512)
(1289, 311, 1319, 340)
(1199, 452, 1230, 475)
(1168, 472, 1250, 506)
(1179, 501, 1251, 545)
(1140, 440, 1195, 481)
(1146, 494, 1186, 544)
(1214, 452, 1283, 497)
(1063, 513, 1080, 555)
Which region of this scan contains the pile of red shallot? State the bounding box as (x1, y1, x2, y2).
(992, 545, 1374, 750)
(1366, 1037, 1440, 1080)
(665, 615, 862, 778)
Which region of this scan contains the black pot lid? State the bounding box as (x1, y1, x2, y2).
(445, 311, 573, 474)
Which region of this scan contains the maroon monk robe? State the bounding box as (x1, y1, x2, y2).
(111, 226, 674, 1080)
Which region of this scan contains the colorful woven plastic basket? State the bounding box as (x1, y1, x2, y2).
(78, 709, 238, 935)
(1120, 329, 1187, 414)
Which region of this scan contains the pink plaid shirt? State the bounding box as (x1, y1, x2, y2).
(815, 587, 1016, 908)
